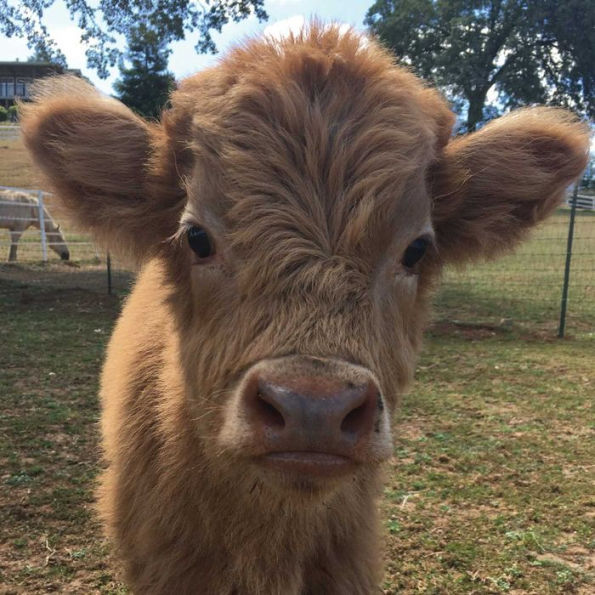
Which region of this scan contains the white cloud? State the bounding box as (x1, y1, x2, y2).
(263, 16, 358, 44)
(263, 15, 306, 41)
(53, 25, 120, 93)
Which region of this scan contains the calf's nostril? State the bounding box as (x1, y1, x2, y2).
(339, 386, 380, 437)
(340, 402, 366, 434)
(340, 400, 373, 435)
(255, 391, 286, 429)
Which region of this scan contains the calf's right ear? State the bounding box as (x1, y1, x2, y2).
(20, 76, 186, 263)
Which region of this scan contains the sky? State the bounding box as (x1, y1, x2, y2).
(0, 1, 374, 94)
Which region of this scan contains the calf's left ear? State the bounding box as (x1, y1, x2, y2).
(20, 76, 186, 263)
(430, 108, 590, 263)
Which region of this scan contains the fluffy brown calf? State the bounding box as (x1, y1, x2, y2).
(21, 25, 589, 594)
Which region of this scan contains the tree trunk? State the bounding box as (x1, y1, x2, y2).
(466, 87, 490, 132)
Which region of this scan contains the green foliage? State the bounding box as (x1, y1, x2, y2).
(0, 106, 8, 122)
(7, 105, 18, 122)
(365, 0, 594, 131)
(114, 24, 176, 120)
(0, 0, 267, 78)
(27, 47, 56, 63)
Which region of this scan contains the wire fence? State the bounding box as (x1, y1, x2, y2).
(0, 125, 20, 140)
(0, 185, 132, 294)
(0, 185, 593, 336)
(436, 186, 594, 337)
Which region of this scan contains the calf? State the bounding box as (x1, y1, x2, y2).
(20, 24, 589, 594)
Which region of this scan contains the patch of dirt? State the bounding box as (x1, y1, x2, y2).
(536, 552, 583, 571)
(395, 421, 426, 441)
(429, 319, 560, 342)
(0, 263, 133, 299)
(430, 320, 510, 340)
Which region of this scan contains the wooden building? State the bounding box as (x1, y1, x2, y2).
(0, 62, 82, 108)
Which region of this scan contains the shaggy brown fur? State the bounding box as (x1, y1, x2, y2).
(0, 189, 69, 261)
(20, 24, 589, 594)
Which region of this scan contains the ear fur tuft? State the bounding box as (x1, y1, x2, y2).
(20, 76, 185, 264)
(430, 107, 590, 263)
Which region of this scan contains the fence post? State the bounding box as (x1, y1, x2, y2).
(558, 183, 579, 338)
(107, 252, 112, 295)
(37, 190, 48, 262)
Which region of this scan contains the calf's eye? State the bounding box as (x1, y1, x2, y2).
(401, 237, 429, 270)
(187, 226, 215, 259)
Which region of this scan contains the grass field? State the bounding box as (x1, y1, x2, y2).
(1, 264, 593, 594)
(1, 134, 593, 593)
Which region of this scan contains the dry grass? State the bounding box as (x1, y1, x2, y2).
(0, 137, 40, 190)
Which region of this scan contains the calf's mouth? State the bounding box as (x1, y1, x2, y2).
(259, 451, 357, 478)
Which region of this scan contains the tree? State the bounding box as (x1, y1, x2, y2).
(114, 24, 175, 120)
(0, 0, 267, 78)
(27, 47, 60, 64)
(365, 0, 594, 131)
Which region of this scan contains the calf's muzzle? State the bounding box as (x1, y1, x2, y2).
(238, 356, 385, 477)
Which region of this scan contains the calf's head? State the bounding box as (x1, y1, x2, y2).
(21, 26, 589, 495)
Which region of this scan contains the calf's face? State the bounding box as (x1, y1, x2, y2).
(167, 36, 454, 490)
(20, 27, 589, 496)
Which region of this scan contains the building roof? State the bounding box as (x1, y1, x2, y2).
(0, 62, 82, 77)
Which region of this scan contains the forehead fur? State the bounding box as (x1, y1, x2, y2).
(165, 24, 453, 274)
